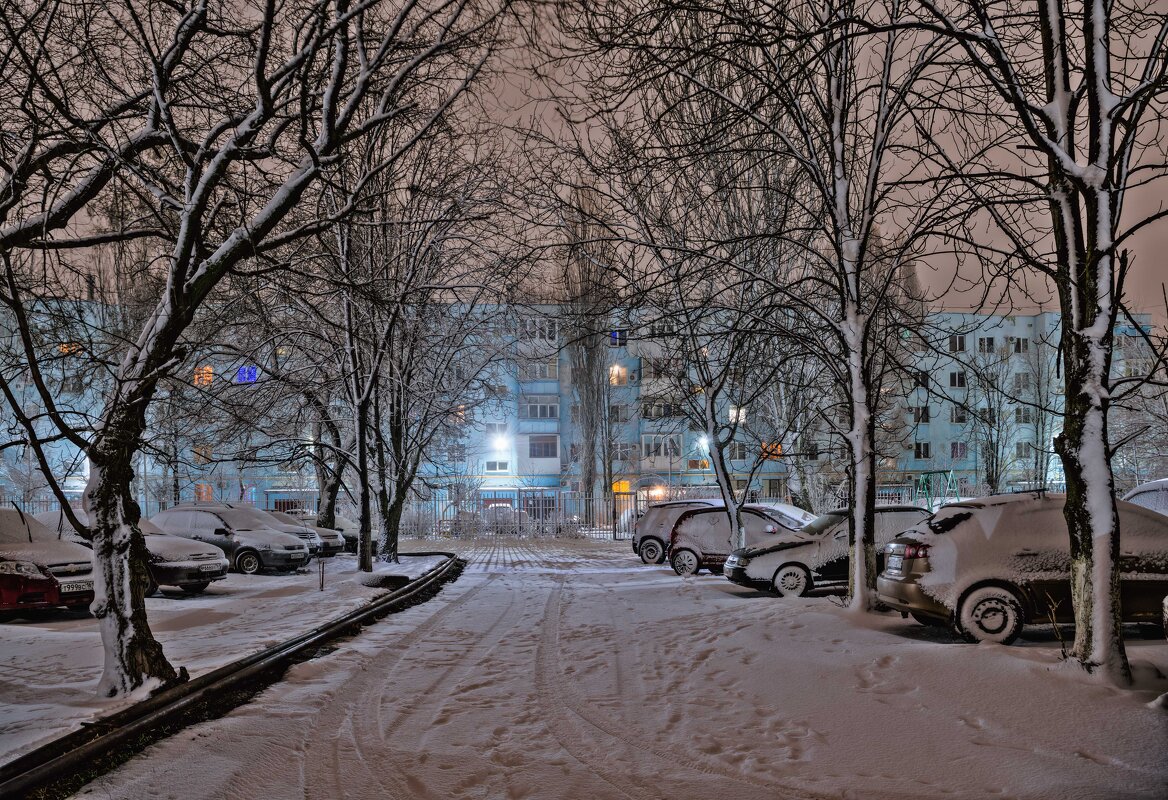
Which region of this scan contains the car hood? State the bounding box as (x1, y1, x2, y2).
(143, 532, 224, 562)
(0, 540, 94, 569)
(735, 533, 817, 558)
(234, 529, 307, 548)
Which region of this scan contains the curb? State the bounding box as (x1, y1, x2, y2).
(0, 552, 463, 800)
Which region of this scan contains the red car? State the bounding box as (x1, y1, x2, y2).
(0, 509, 95, 619)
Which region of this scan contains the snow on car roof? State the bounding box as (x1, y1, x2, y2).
(1123, 478, 1168, 499)
(34, 509, 165, 536)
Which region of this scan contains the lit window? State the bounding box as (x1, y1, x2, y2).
(609, 365, 629, 386)
(609, 330, 628, 347)
(194, 483, 213, 501)
(729, 405, 747, 424)
(193, 365, 214, 386)
(58, 342, 82, 355)
(761, 442, 783, 460)
(193, 444, 212, 465)
(235, 365, 259, 383)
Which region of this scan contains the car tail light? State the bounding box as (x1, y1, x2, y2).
(903, 543, 931, 559)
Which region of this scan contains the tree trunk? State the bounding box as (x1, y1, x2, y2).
(85, 407, 181, 697)
(355, 399, 373, 572)
(1055, 311, 1129, 684)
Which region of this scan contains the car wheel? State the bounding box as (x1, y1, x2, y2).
(910, 611, 945, 628)
(639, 538, 665, 565)
(671, 549, 700, 576)
(957, 585, 1024, 644)
(772, 564, 811, 597)
(235, 551, 263, 575)
(180, 581, 211, 595)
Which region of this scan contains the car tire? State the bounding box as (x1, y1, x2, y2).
(235, 551, 263, 575)
(639, 538, 666, 565)
(671, 549, 700, 576)
(772, 564, 811, 597)
(957, 585, 1025, 644)
(180, 581, 211, 595)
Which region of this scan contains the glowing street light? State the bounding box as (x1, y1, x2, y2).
(492, 435, 509, 452)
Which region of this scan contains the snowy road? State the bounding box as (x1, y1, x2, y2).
(76, 538, 1168, 800)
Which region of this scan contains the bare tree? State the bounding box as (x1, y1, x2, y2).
(916, 0, 1168, 682)
(0, 0, 512, 696)
(558, 0, 949, 608)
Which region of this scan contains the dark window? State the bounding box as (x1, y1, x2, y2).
(914, 442, 932, 459)
(949, 371, 966, 388)
(529, 435, 558, 459)
(949, 335, 966, 353)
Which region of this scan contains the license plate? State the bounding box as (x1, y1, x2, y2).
(60, 580, 93, 593)
(199, 563, 220, 572)
(887, 555, 903, 572)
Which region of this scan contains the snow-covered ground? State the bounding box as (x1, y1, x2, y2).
(5, 538, 1168, 799)
(0, 552, 446, 763)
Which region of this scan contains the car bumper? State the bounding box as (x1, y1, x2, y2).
(259, 552, 310, 570)
(319, 541, 344, 557)
(150, 559, 230, 586)
(876, 575, 952, 622)
(1, 574, 65, 612)
(724, 565, 772, 591)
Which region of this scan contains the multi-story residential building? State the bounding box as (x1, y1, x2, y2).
(1, 307, 1161, 520)
(894, 311, 1158, 496)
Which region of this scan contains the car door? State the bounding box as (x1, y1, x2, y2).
(1116, 503, 1168, 618)
(810, 521, 851, 584)
(189, 511, 236, 557)
(741, 510, 782, 548)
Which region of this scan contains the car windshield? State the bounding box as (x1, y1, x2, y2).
(801, 513, 846, 536)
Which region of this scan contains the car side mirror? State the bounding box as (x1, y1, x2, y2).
(214, 528, 230, 537)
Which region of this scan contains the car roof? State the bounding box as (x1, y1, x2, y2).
(1123, 479, 1168, 499)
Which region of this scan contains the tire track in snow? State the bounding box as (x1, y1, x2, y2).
(533, 581, 832, 800)
(302, 572, 512, 799)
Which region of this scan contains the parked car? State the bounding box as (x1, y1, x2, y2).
(1122, 479, 1168, 515)
(283, 509, 361, 552)
(35, 510, 229, 595)
(724, 506, 931, 595)
(150, 505, 310, 574)
(0, 509, 94, 617)
(632, 499, 734, 565)
(667, 504, 815, 576)
(877, 493, 1168, 643)
(220, 505, 323, 556)
(266, 510, 344, 556)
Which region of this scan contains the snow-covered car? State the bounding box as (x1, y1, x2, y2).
(667, 505, 813, 576)
(150, 505, 310, 574)
(220, 505, 323, 556)
(284, 509, 361, 552)
(877, 493, 1168, 644)
(631, 499, 733, 565)
(0, 509, 94, 616)
(1122, 479, 1168, 515)
(724, 506, 930, 596)
(267, 510, 344, 556)
(35, 510, 229, 595)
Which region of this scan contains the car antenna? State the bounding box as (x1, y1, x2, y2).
(11, 501, 32, 543)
